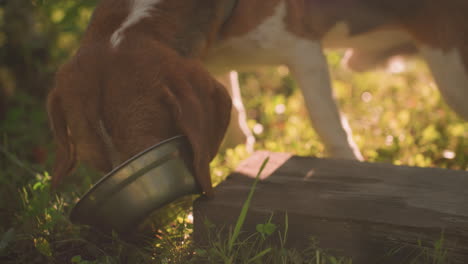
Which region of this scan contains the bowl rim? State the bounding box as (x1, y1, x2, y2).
(71, 135, 189, 212)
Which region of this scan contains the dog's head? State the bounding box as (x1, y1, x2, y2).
(47, 42, 231, 196)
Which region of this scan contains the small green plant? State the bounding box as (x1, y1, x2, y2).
(294, 245, 353, 264)
(192, 157, 271, 264)
(192, 158, 354, 264)
(228, 157, 270, 254)
(387, 232, 451, 264)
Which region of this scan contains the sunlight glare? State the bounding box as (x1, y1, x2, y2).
(387, 57, 406, 74)
(187, 213, 194, 224)
(253, 123, 264, 135)
(442, 150, 456, 159)
(275, 104, 286, 114)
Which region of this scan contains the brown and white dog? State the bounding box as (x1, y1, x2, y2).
(48, 0, 468, 194)
(210, 0, 468, 160)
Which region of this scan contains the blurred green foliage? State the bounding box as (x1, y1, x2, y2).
(0, 0, 96, 99)
(0, 0, 97, 220)
(0, 1, 467, 263)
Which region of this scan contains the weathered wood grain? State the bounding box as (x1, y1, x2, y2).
(194, 151, 468, 263)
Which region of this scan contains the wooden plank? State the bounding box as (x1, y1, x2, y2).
(193, 151, 468, 263)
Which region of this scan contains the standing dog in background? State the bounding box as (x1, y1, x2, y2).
(210, 0, 468, 159)
(48, 0, 468, 193)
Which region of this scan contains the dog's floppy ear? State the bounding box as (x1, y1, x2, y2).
(47, 86, 77, 188)
(167, 61, 232, 197)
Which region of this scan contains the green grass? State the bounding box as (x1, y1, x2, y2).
(190, 158, 353, 264)
(1, 52, 467, 263)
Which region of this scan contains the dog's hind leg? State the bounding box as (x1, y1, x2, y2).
(420, 46, 468, 120)
(218, 71, 255, 152)
(288, 41, 364, 160)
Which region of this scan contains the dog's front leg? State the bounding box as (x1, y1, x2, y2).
(288, 42, 363, 160)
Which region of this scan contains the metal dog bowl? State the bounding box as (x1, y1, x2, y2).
(70, 135, 200, 233)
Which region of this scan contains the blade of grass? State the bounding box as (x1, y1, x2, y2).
(228, 157, 270, 254)
(282, 213, 288, 246)
(247, 247, 272, 263)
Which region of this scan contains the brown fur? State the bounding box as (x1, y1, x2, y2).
(284, 0, 468, 58)
(47, 0, 232, 196)
(48, 0, 468, 195)
(218, 0, 281, 39)
(210, 0, 468, 65)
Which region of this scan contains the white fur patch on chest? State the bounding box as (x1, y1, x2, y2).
(110, 0, 162, 48)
